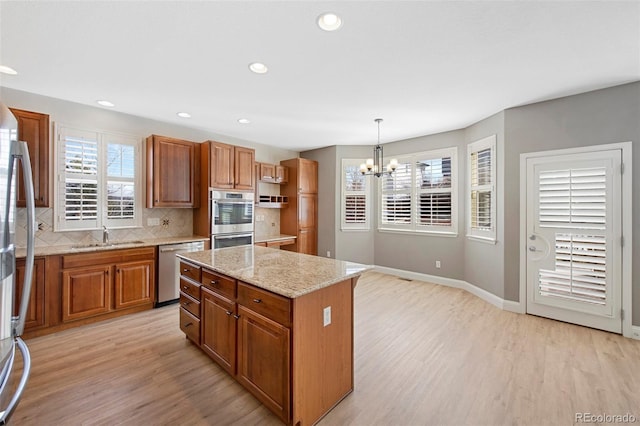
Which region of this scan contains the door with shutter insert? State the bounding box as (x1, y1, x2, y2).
(525, 149, 622, 333)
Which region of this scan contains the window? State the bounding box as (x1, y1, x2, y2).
(467, 135, 496, 242)
(341, 159, 370, 230)
(379, 147, 457, 234)
(55, 125, 141, 231)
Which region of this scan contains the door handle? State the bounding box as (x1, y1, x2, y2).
(528, 246, 541, 252)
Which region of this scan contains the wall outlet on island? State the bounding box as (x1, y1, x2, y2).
(323, 306, 331, 327)
(147, 218, 160, 226)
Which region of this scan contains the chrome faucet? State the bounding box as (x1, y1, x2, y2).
(102, 226, 109, 244)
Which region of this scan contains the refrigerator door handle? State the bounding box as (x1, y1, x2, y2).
(9, 141, 35, 337)
(0, 337, 31, 425)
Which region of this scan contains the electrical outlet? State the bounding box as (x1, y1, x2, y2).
(435, 260, 441, 269)
(147, 218, 160, 226)
(326, 250, 331, 258)
(323, 306, 331, 327)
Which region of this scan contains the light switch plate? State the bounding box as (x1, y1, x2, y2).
(323, 306, 331, 327)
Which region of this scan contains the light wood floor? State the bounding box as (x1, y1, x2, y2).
(11, 271, 640, 425)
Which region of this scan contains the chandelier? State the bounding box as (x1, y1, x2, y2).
(359, 118, 397, 177)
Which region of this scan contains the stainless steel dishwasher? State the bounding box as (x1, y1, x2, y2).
(157, 241, 204, 306)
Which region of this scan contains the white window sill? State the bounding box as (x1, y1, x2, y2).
(377, 228, 459, 238)
(466, 234, 497, 244)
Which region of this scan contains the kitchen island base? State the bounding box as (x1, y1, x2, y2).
(177, 247, 368, 426)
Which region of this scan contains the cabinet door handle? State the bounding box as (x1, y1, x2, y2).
(183, 322, 193, 328)
(252, 298, 262, 304)
(225, 310, 232, 316)
(183, 285, 189, 290)
(233, 314, 240, 320)
(116, 269, 120, 273)
(183, 301, 191, 306)
(105, 270, 109, 276)
(183, 268, 190, 273)
(210, 280, 218, 285)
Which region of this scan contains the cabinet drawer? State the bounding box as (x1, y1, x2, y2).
(180, 307, 200, 344)
(266, 239, 295, 248)
(180, 277, 201, 301)
(202, 268, 236, 299)
(180, 292, 200, 318)
(180, 260, 201, 282)
(238, 282, 291, 327)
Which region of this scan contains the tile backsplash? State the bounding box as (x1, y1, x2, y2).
(15, 207, 194, 248)
(254, 207, 281, 236)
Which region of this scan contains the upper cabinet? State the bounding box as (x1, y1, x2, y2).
(146, 135, 200, 208)
(208, 141, 255, 191)
(9, 108, 50, 207)
(257, 162, 289, 184)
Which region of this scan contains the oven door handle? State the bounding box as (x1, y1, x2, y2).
(214, 233, 254, 240)
(212, 199, 253, 205)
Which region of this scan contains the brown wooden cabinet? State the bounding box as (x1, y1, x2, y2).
(114, 260, 154, 309)
(146, 134, 199, 208)
(9, 108, 50, 207)
(179, 259, 202, 345)
(280, 158, 318, 255)
(237, 304, 290, 423)
(256, 162, 289, 184)
(14, 257, 46, 331)
(62, 265, 111, 322)
(201, 287, 237, 375)
(61, 247, 155, 322)
(208, 141, 254, 190)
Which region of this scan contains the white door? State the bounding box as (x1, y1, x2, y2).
(526, 149, 622, 333)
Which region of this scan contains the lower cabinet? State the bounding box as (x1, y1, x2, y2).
(15, 257, 46, 331)
(237, 305, 290, 422)
(201, 287, 236, 374)
(61, 248, 155, 323)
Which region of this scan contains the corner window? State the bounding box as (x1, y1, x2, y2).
(467, 135, 496, 242)
(379, 147, 458, 235)
(55, 125, 142, 231)
(341, 159, 370, 230)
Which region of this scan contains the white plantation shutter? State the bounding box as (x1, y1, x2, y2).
(379, 148, 457, 234)
(60, 129, 100, 229)
(416, 156, 453, 228)
(56, 125, 141, 231)
(468, 135, 496, 241)
(538, 168, 606, 230)
(342, 160, 370, 230)
(381, 161, 412, 226)
(539, 234, 607, 305)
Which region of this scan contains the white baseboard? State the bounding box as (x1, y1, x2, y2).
(373, 265, 524, 313)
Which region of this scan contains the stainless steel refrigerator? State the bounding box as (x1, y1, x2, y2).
(0, 101, 36, 424)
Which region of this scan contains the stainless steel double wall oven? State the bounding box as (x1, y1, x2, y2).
(210, 190, 254, 248)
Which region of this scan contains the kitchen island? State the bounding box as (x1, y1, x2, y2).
(176, 245, 370, 426)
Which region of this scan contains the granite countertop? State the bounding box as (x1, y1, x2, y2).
(16, 235, 209, 258)
(254, 234, 297, 244)
(178, 246, 371, 299)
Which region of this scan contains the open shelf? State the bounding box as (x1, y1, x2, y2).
(256, 195, 289, 208)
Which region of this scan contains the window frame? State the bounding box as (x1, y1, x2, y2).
(341, 158, 371, 231)
(377, 147, 458, 236)
(54, 124, 143, 232)
(467, 134, 497, 243)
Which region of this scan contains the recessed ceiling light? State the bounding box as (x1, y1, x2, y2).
(0, 65, 18, 75)
(237, 118, 251, 124)
(96, 100, 115, 107)
(249, 62, 268, 74)
(317, 12, 342, 31)
(177, 112, 191, 118)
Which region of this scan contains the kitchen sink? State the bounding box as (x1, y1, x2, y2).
(71, 240, 145, 249)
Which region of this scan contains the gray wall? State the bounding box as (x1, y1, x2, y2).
(464, 111, 505, 298)
(503, 81, 640, 323)
(373, 129, 466, 279)
(303, 82, 639, 327)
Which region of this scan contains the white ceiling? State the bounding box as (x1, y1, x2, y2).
(1, 1, 638, 152)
